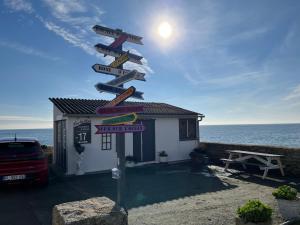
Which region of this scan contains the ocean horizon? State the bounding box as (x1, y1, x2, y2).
(0, 123, 299, 148)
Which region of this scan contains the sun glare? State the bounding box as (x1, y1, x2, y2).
(158, 22, 172, 39)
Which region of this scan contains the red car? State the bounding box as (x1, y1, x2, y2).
(0, 138, 48, 186)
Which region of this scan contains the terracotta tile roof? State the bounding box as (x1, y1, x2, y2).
(49, 98, 202, 116)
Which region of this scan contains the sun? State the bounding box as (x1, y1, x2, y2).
(158, 22, 172, 39)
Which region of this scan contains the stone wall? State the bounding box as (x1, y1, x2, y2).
(199, 142, 300, 176)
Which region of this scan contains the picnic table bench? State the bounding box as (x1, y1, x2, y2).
(221, 150, 285, 179)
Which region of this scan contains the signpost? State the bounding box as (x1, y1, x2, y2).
(95, 124, 145, 134)
(94, 43, 143, 65)
(92, 64, 146, 81)
(93, 25, 143, 45)
(106, 70, 139, 86)
(96, 105, 144, 117)
(101, 113, 137, 125)
(110, 52, 129, 68)
(92, 25, 146, 208)
(95, 83, 144, 100)
(104, 86, 136, 107)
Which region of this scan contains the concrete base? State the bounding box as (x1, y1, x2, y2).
(277, 198, 300, 221)
(52, 197, 127, 225)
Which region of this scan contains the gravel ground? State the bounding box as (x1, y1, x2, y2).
(128, 166, 288, 225)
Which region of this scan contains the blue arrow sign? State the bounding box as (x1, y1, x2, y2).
(95, 83, 144, 100)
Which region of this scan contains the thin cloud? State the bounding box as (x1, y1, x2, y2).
(0, 40, 60, 61)
(43, 21, 95, 56)
(283, 84, 300, 101)
(4, 0, 33, 13)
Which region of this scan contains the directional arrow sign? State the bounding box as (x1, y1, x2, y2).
(101, 113, 137, 125)
(104, 86, 136, 107)
(96, 105, 144, 117)
(95, 83, 144, 100)
(93, 25, 143, 45)
(95, 43, 143, 65)
(104, 34, 128, 57)
(106, 70, 139, 86)
(92, 64, 146, 81)
(110, 52, 129, 68)
(95, 124, 145, 134)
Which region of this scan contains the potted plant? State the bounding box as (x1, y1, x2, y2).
(272, 185, 300, 220)
(236, 200, 272, 225)
(125, 155, 136, 167)
(159, 151, 168, 163)
(189, 147, 209, 171)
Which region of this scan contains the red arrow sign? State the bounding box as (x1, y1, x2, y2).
(96, 105, 144, 116)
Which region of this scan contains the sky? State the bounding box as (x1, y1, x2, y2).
(0, 0, 300, 129)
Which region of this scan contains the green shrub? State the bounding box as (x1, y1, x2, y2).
(237, 200, 272, 223)
(272, 185, 298, 200)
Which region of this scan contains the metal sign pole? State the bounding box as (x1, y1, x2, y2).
(115, 39, 125, 207)
(92, 25, 145, 208)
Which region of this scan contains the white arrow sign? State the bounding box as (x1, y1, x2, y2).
(93, 25, 143, 45)
(106, 70, 140, 86)
(92, 64, 146, 81)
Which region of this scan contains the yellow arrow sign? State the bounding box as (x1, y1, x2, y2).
(110, 52, 129, 68)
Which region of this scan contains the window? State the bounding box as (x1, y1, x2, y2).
(101, 133, 112, 150)
(179, 118, 198, 140)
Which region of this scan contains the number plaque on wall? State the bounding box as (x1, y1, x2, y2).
(74, 120, 91, 144)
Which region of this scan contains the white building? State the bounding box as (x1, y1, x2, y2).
(49, 98, 204, 175)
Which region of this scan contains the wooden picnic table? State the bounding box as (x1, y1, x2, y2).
(221, 150, 285, 179)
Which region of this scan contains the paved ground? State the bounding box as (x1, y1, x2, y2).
(0, 163, 299, 225)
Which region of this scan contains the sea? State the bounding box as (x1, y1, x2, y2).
(0, 124, 299, 148)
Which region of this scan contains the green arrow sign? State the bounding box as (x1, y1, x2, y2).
(101, 113, 137, 125)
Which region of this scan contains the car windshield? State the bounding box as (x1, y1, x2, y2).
(0, 142, 40, 155)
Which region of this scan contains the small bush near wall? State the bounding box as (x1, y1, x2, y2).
(272, 185, 298, 200)
(237, 200, 272, 223)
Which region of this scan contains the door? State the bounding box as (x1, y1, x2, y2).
(55, 120, 67, 173)
(133, 119, 155, 162)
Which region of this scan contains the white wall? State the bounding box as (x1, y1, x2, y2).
(65, 117, 118, 175)
(155, 118, 199, 162)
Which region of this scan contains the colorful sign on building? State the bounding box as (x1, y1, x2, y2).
(96, 105, 144, 117)
(95, 124, 145, 134)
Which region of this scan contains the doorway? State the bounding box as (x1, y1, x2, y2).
(133, 119, 155, 162)
(55, 120, 67, 173)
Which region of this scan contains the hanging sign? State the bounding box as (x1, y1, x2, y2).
(74, 120, 91, 144)
(101, 113, 137, 125)
(110, 52, 129, 68)
(104, 86, 136, 107)
(93, 25, 143, 45)
(92, 64, 146, 81)
(94, 43, 143, 65)
(95, 83, 144, 99)
(104, 34, 128, 57)
(95, 124, 145, 134)
(96, 105, 144, 116)
(109, 34, 128, 49)
(106, 70, 139, 86)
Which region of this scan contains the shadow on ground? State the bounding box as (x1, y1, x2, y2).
(213, 163, 300, 191)
(0, 162, 236, 225)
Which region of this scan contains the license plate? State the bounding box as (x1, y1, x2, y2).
(2, 175, 26, 181)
